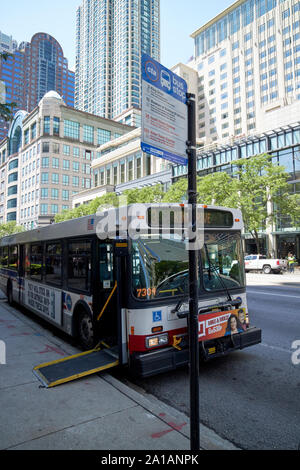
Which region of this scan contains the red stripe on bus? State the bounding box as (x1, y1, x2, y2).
(128, 327, 187, 354)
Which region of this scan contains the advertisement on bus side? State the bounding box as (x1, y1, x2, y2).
(198, 309, 247, 342)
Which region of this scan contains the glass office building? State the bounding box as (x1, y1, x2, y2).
(189, 0, 300, 143)
(75, 0, 160, 123)
(173, 122, 300, 259)
(0, 33, 75, 142)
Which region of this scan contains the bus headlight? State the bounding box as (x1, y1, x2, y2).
(145, 333, 169, 349)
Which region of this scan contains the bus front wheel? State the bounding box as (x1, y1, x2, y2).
(77, 311, 95, 350)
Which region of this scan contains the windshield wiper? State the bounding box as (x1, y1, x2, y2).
(204, 244, 233, 303)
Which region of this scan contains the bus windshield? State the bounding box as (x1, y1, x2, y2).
(131, 232, 245, 300)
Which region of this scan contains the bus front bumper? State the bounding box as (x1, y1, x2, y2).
(130, 327, 262, 378)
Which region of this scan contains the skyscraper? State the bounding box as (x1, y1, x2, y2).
(0, 31, 17, 55)
(75, 0, 160, 124)
(0, 32, 75, 142)
(185, 0, 300, 144)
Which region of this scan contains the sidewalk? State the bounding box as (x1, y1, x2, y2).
(246, 272, 300, 287)
(0, 294, 237, 451)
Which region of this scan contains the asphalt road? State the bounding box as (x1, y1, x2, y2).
(121, 276, 300, 450)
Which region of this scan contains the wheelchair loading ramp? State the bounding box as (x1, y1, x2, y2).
(33, 346, 119, 388)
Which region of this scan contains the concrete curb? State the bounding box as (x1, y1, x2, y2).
(102, 373, 239, 451)
(1, 299, 238, 451)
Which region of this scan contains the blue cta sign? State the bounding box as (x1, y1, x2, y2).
(141, 54, 188, 166)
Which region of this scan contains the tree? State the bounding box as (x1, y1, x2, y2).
(163, 178, 187, 203)
(54, 193, 120, 223)
(196, 171, 237, 207)
(229, 154, 300, 253)
(0, 53, 17, 122)
(123, 185, 164, 204)
(54, 186, 164, 223)
(163, 154, 300, 255)
(0, 222, 24, 238)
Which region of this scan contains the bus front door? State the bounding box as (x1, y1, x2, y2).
(96, 242, 118, 346)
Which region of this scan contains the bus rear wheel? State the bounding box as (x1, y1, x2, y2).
(77, 311, 95, 350)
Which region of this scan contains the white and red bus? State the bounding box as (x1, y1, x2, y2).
(0, 204, 261, 378)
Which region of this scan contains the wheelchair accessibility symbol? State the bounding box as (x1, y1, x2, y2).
(152, 311, 162, 322)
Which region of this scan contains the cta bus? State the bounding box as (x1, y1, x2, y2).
(0, 204, 261, 378)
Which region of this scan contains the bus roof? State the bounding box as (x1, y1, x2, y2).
(0, 204, 243, 246)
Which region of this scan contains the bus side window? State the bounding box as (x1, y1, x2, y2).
(68, 240, 91, 292)
(8, 245, 18, 270)
(30, 244, 43, 281)
(0, 247, 8, 268)
(45, 243, 62, 286)
(99, 244, 113, 288)
(24, 244, 30, 277)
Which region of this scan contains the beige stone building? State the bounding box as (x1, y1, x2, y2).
(0, 91, 133, 228)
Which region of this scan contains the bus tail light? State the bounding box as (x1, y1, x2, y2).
(146, 333, 168, 349)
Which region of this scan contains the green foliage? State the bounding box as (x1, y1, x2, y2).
(54, 187, 164, 222)
(0, 222, 24, 238)
(230, 154, 300, 251)
(162, 154, 300, 253)
(163, 178, 188, 203)
(196, 172, 237, 207)
(123, 185, 164, 204)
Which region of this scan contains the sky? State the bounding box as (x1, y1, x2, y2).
(1, 0, 234, 71)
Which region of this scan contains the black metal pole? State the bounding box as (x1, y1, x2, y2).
(186, 92, 200, 451)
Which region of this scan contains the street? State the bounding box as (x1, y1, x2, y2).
(2, 273, 300, 450)
(119, 274, 300, 450)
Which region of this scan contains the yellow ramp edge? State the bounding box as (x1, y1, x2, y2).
(33, 347, 119, 388)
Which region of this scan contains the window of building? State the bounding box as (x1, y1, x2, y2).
(73, 147, 80, 158)
(42, 142, 50, 153)
(83, 125, 94, 144)
(53, 117, 60, 136)
(41, 188, 48, 199)
(53, 143, 60, 154)
(64, 120, 80, 140)
(43, 116, 50, 135)
(97, 128, 111, 145)
(73, 161, 79, 172)
(63, 175, 69, 186)
(63, 159, 70, 170)
(62, 190, 69, 201)
(52, 173, 59, 184)
(51, 188, 59, 200)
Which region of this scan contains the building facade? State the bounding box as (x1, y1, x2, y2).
(0, 32, 75, 141)
(0, 91, 133, 229)
(72, 127, 172, 207)
(0, 31, 17, 55)
(75, 0, 160, 124)
(173, 119, 300, 259)
(185, 0, 300, 144)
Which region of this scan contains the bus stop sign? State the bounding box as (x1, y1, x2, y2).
(141, 54, 188, 166)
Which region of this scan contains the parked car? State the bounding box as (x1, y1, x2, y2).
(244, 255, 287, 274)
